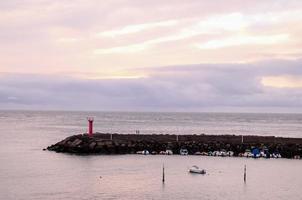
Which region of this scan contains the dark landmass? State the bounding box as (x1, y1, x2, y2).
(46, 133, 302, 159)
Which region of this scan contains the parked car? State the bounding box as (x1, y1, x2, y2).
(180, 148, 189, 155)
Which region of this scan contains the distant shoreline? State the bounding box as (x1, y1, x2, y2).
(2, 109, 302, 114)
(46, 133, 302, 159)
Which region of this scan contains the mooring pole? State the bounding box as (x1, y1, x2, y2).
(244, 165, 246, 183)
(162, 164, 165, 183)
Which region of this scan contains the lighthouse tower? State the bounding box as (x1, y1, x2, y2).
(87, 117, 94, 136)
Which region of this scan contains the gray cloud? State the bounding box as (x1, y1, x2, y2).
(1, 59, 302, 112)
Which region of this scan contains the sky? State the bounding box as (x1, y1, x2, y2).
(1, 0, 302, 112)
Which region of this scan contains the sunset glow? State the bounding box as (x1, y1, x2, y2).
(1, 0, 302, 111)
(262, 76, 302, 88)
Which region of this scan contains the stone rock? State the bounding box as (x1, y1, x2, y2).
(45, 133, 302, 158)
(70, 138, 82, 148)
(89, 142, 96, 150)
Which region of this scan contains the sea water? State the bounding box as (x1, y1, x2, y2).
(0, 111, 301, 200)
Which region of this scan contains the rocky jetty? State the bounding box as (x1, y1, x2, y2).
(46, 133, 302, 159)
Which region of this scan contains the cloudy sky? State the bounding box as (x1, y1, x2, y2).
(1, 0, 302, 112)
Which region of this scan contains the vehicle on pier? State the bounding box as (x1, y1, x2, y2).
(251, 147, 260, 158)
(180, 148, 189, 155)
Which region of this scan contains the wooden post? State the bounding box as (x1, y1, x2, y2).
(162, 164, 165, 183)
(244, 165, 246, 183)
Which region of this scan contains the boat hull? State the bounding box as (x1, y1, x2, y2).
(189, 169, 206, 174)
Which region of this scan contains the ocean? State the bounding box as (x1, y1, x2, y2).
(0, 111, 301, 199)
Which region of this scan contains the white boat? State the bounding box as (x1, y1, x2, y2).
(142, 150, 150, 155)
(260, 151, 266, 158)
(159, 150, 173, 155)
(165, 149, 173, 155)
(159, 151, 166, 155)
(272, 153, 282, 158)
(213, 151, 221, 156)
(243, 150, 253, 158)
(136, 151, 143, 154)
(136, 150, 149, 155)
(189, 166, 206, 174)
(227, 151, 234, 157)
(220, 150, 227, 157)
(201, 152, 208, 156)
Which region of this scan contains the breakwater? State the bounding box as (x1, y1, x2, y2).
(46, 133, 302, 159)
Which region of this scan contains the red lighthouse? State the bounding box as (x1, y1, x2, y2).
(87, 117, 94, 136)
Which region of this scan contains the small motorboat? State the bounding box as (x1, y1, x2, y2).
(189, 166, 206, 174)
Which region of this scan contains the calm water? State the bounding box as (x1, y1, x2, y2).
(0, 111, 302, 200)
